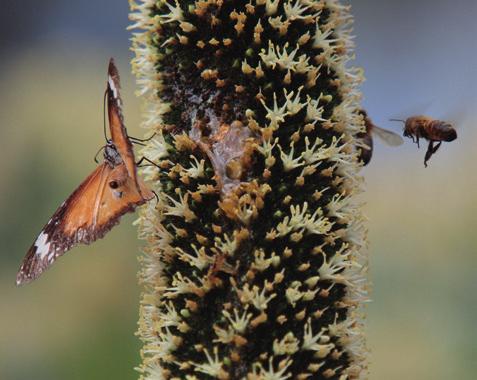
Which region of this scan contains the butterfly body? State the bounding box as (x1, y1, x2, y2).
(17, 59, 153, 285)
(104, 140, 124, 166)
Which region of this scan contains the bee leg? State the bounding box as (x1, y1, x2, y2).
(424, 141, 433, 167)
(432, 141, 442, 154)
(424, 141, 441, 167)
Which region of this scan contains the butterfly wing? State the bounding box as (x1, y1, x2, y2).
(16, 162, 150, 285)
(107, 59, 154, 201)
(107, 59, 137, 184)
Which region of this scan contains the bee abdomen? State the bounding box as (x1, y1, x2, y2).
(431, 121, 457, 142)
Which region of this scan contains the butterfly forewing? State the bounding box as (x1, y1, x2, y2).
(107, 59, 138, 188)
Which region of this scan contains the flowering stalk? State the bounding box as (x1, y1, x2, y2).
(130, 0, 368, 378)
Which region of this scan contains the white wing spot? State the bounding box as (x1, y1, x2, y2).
(34, 232, 51, 260)
(108, 76, 118, 99)
(47, 249, 58, 263)
(113, 190, 123, 199)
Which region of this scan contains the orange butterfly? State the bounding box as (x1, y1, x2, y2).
(16, 59, 154, 285)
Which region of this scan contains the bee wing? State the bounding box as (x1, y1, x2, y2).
(440, 102, 470, 130)
(372, 126, 404, 147)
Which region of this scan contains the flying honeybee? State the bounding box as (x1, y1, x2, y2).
(357, 110, 404, 165)
(390, 116, 457, 167)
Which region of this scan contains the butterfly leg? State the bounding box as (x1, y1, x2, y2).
(128, 133, 157, 143)
(136, 156, 161, 168)
(151, 190, 159, 204)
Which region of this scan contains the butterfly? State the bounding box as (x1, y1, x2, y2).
(16, 58, 154, 286)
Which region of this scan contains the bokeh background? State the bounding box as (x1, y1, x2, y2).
(0, 1, 475, 379)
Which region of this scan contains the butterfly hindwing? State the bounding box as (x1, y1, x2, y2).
(17, 164, 109, 285)
(16, 162, 149, 285)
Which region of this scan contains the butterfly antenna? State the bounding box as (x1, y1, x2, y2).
(103, 89, 108, 142)
(93, 146, 106, 163)
(389, 118, 406, 124)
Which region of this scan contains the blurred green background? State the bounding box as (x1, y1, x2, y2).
(0, 1, 475, 379)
